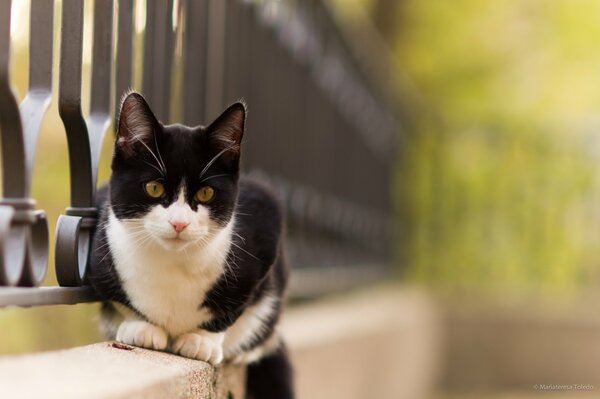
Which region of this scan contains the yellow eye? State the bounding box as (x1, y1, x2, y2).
(144, 181, 165, 198)
(195, 186, 215, 203)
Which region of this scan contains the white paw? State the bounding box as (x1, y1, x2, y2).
(172, 332, 224, 365)
(116, 320, 168, 351)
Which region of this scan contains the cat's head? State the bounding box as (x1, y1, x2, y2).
(109, 91, 245, 251)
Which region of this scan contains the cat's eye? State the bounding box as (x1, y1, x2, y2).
(195, 186, 215, 203)
(144, 181, 165, 198)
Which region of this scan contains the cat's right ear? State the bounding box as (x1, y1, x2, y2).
(116, 91, 160, 157)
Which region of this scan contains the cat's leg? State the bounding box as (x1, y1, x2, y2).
(230, 330, 281, 365)
(245, 341, 294, 399)
(116, 319, 169, 351)
(172, 330, 225, 365)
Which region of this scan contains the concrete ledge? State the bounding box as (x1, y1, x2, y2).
(442, 296, 600, 392)
(281, 286, 442, 399)
(0, 342, 245, 399)
(0, 286, 439, 399)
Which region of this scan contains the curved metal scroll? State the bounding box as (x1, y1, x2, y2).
(0, 0, 53, 287)
(56, 0, 114, 286)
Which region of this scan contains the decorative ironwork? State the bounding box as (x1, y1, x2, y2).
(56, 0, 115, 287)
(0, 0, 399, 307)
(0, 0, 53, 287)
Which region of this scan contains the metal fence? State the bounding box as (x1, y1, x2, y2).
(0, 0, 398, 307)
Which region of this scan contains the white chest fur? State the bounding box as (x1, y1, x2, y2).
(107, 210, 233, 337)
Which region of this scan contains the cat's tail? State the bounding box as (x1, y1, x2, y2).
(245, 340, 295, 399)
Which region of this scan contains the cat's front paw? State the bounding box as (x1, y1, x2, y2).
(172, 331, 224, 365)
(116, 320, 168, 351)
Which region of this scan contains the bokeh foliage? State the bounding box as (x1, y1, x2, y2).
(332, 0, 600, 294)
(389, 0, 600, 293)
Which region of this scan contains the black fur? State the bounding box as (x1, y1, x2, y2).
(246, 342, 295, 399)
(87, 92, 294, 399)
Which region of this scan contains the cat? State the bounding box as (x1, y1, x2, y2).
(88, 91, 294, 399)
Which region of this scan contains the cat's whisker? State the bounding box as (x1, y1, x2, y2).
(231, 231, 247, 244)
(129, 129, 167, 177)
(142, 160, 165, 176)
(152, 127, 167, 177)
(230, 241, 260, 261)
(199, 173, 233, 184)
(128, 233, 154, 253)
(198, 145, 236, 180)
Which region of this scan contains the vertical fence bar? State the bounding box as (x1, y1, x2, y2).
(0, 0, 54, 287)
(115, 0, 134, 125)
(22, 1, 55, 184)
(243, 5, 267, 171)
(0, 0, 26, 199)
(182, 0, 208, 126)
(204, 0, 227, 120)
(56, 0, 91, 287)
(0, 0, 28, 285)
(56, 0, 115, 287)
(18, 0, 55, 286)
(142, 0, 175, 122)
(226, 1, 253, 173)
(58, 0, 90, 207)
(88, 0, 115, 170)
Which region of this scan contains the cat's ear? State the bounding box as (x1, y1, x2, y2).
(116, 91, 160, 157)
(206, 101, 246, 160)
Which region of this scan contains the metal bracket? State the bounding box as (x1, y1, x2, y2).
(56, 0, 114, 287)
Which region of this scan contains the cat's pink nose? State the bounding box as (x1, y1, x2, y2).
(170, 220, 189, 233)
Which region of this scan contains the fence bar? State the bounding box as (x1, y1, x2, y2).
(18, 0, 55, 285)
(0, 0, 54, 287)
(88, 0, 115, 177)
(142, 0, 175, 122)
(204, 0, 227, 120)
(0, 286, 98, 308)
(22, 0, 55, 186)
(115, 0, 134, 125)
(0, 0, 26, 198)
(58, 0, 91, 207)
(56, 0, 115, 287)
(182, 0, 208, 126)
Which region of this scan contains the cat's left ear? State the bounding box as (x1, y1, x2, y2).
(206, 101, 246, 160)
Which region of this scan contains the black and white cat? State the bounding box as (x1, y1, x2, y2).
(88, 92, 293, 399)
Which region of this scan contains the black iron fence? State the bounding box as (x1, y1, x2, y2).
(0, 0, 398, 307)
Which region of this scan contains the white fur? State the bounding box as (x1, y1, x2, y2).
(108, 188, 233, 338)
(223, 293, 277, 358)
(116, 320, 168, 350)
(143, 187, 211, 252)
(172, 330, 225, 364)
(232, 331, 281, 365)
(108, 187, 277, 365)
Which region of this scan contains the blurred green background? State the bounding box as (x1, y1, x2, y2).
(391, 0, 600, 296)
(333, 0, 600, 295)
(4, 0, 600, 356)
